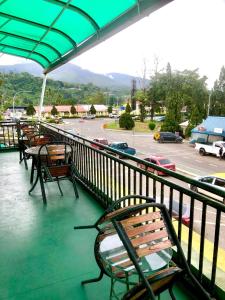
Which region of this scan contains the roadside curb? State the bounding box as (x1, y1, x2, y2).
(103, 127, 152, 134)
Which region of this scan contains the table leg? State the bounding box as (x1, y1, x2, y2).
(29, 172, 39, 194)
(30, 157, 35, 184)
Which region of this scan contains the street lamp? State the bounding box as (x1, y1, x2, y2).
(12, 90, 32, 118)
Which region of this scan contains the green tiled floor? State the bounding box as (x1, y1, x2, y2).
(0, 151, 193, 300)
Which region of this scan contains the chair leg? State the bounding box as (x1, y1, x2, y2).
(30, 158, 35, 184)
(39, 168, 47, 204)
(110, 277, 120, 300)
(56, 179, 63, 196)
(20, 149, 28, 170)
(169, 286, 176, 300)
(81, 270, 103, 285)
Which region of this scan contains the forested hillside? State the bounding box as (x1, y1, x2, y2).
(0, 72, 128, 108)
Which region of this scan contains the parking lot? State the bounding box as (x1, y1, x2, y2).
(60, 118, 225, 177)
(58, 118, 225, 249)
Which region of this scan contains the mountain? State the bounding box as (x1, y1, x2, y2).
(0, 63, 147, 89)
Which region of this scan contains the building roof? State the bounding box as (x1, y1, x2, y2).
(0, 1, 172, 74)
(192, 116, 225, 136)
(34, 104, 107, 113)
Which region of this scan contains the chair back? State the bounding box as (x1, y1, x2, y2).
(111, 203, 211, 300)
(38, 142, 73, 178)
(29, 133, 55, 146)
(47, 144, 66, 162)
(119, 210, 173, 259)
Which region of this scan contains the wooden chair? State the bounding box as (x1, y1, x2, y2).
(37, 142, 79, 204)
(110, 203, 211, 300)
(74, 195, 155, 299)
(28, 132, 56, 147)
(29, 133, 57, 184)
(18, 125, 39, 169)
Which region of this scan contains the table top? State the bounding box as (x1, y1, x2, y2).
(99, 232, 172, 276)
(25, 145, 71, 156)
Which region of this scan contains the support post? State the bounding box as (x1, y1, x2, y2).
(39, 74, 47, 121)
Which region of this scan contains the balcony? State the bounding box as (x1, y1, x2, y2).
(0, 121, 225, 300)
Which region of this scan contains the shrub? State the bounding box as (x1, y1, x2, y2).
(119, 113, 135, 130)
(148, 122, 156, 131)
(185, 124, 195, 137)
(160, 119, 181, 133)
(26, 104, 36, 116)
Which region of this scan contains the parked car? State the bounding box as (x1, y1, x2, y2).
(154, 132, 183, 143)
(91, 138, 108, 150)
(107, 142, 136, 158)
(189, 173, 225, 204)
(153, 116, 165, 122)
(137, 155, 176, 176)
(155, 197, 190, 226)
(109, 113, 120, 119)
(82, 114, 95, 119)
(132, 115, 141, 120)
(195, 141, 225, 157)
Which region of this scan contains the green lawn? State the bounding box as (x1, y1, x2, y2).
(104, 120, 161, 133)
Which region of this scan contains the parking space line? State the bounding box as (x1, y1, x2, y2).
(209, 163, 218, 167)
(173, 222, 225, 271)
(194, 220, 225, 227)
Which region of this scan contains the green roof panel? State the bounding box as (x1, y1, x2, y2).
(69, 0, 137, 27)
(0, 0, 173, 74)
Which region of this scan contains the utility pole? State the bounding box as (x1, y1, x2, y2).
(131, 79, 136, 111)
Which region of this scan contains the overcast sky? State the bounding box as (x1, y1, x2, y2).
(1, 0, 225, 88)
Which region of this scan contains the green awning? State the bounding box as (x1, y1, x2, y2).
(0, 0, 173, 74)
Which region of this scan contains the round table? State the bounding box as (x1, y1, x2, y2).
(99, 233, 172, 277)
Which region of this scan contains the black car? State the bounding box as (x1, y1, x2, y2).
(155, 132, 183, 143)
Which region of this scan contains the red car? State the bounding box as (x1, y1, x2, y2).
(137, 155, 176, 176)
(91, 138, 108, 150)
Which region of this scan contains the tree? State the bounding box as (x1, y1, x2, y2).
(70, 105, 77, 115)
(145, 65, 208, 132)
(210, 66, 225, 116)
(119, 113, 135, 130)
(26, 104, 36, 116)
(139, 102, 146, 122)
(51, 105, 58, 116)
(135, 90, 147, 122)
(125, 102, 132, 113)
(108, 106, 113, 114)
(89, 104, 96, 115)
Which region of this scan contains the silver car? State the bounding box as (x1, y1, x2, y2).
(190, 173, 225, 203)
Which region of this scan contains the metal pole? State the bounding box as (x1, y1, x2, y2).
(39, 74, 47, 121)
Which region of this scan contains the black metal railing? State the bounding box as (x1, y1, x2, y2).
(20, 121, 225, 298)
(0, 120, 19, 149)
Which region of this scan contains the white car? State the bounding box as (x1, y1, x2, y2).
(189, 173, 225, 203)
(82, 114, 95, 119)
(109, 113, 119, 118)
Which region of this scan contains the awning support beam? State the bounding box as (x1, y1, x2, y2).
(39, 75, 47, 121)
